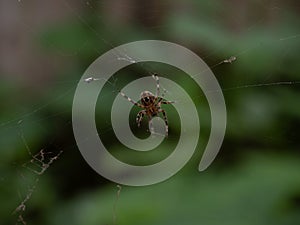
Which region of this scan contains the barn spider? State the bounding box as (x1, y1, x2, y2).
(119, 74, 174, 137)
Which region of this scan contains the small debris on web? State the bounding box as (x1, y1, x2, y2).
(22, 149, 63, 175)
(13, 146, 62, 224)
(223, 56, 237, 64)
(84, 77, 100, 83)
(116, 54, 137, 63)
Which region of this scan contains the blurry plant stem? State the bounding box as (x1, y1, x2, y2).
(113, 185, 122, 225)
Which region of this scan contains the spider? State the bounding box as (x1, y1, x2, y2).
(119, 74, 174, 137)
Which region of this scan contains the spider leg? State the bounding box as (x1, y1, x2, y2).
(161, 87, 167, 98)
(136, 110, 147, 127)
(156, 89, 169, 104)
(119, 91, 145, 108)
(158, 109, 169, 137)
(152, 74, 170, 104)
(152, 73, 160, 97)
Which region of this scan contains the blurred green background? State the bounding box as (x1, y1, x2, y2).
(1, 0, 300, 224)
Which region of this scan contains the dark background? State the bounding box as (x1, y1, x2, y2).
(0, 0, 300, 224)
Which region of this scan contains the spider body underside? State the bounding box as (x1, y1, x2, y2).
(120, 74, 174, 136)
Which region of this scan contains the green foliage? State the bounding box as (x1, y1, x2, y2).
(1, 0, 300, 224)
(48, 154, 300, 225)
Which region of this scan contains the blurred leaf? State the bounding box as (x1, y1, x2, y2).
(48, 153, 300, 225)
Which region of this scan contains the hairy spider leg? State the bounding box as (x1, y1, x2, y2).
(119, 91, 145, 108)
(152, 74, 169, 103)
(136, 110, 147, 127)
(152, 73, 160, 98)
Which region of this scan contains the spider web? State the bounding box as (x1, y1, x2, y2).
(0, 0, 300, 224)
